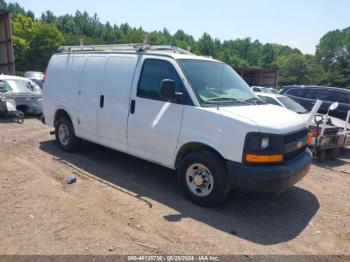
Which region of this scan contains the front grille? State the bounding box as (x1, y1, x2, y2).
(283, 128, 308, 144)
(284, 145, 307, 162)
(243, 128, 308, 165)
(283, 128, 308, 162)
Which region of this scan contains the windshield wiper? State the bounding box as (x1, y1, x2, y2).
(207, 97, 234, 102)
(242, 97, 264, 105)
(207, 97, 250, 104)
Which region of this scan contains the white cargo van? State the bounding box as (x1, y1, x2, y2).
(42, 44, 311, 206)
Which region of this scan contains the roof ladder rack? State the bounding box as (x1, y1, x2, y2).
(146, 45, 192, 54)
(58, 44, 192, 54)
(58, 43, 144, 53)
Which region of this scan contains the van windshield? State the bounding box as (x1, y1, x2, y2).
(178, 59, 258, 105)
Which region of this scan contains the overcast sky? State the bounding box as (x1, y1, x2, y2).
(11, 0, 350, 54)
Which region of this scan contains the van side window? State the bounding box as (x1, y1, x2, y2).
(138, 59, 182, 101)
(253, 87, 261, 92)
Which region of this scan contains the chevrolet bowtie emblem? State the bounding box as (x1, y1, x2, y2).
(297, 140, 304, 149)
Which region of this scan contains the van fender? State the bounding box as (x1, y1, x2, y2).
(173, 141, 225, 169)
(53, 105, 75, 128)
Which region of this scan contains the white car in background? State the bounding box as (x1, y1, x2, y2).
(24, 71, 45, 88)
(251, 86, 272, 93)
(0, 74, 42, 115)
(267, 87, 279, 94)
(258, 93, 347, 128)
(258, 93, 308, 114)
(251, 86, 278, 94)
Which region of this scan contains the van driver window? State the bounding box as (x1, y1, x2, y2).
(137, 59, 181, 101)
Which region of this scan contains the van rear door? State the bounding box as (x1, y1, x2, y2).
(127, 56, 185, 167)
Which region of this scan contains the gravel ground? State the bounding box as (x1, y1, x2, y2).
(0, 117, 349, 255)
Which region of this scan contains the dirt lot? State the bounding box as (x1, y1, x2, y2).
(0, 117, 349, 255)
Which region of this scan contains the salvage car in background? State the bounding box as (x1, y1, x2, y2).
(307, 103, 348, 161)
(258, 93, 309, 115)
(258, 93, 348, 130)
(267, 87, 278, 94)
(281, 86, 350, 121)
(279, 85, 303, 95)
(0, 75, 42, 115)
(24, 71, 45, 88)
(259, 93, 350, 158)
(0, 94, 24, 122)
(251, 86, 273, 93)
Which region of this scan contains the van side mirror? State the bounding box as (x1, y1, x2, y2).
(160, 79, 177, 102)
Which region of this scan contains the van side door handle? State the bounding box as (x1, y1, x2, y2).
(100, 95, 104, 108)
(130, 99, 136, 114)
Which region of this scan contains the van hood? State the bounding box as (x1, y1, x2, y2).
(220, 104, 306, 134)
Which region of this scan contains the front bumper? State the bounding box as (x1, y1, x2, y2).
(226, 149, 312, 193)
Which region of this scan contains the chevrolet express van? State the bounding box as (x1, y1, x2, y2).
(42, 44, 312, 206)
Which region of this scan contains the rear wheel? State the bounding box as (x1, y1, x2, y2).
(55, 116, 80, 152)
(178, 151, 230, 207)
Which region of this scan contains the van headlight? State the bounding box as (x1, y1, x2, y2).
(261, 137, 269, 150)
(244, 133, 284, 163)
(246, 134, 275, 151)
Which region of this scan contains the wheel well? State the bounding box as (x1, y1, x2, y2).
(175, 142, 224, 169)
(54, 109, 72, 126)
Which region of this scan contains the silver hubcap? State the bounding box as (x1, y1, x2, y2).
(58, 124, 69, 146)
(186, 163, 214, 197)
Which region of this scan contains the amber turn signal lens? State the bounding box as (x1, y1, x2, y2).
(245, 154, 283, 163)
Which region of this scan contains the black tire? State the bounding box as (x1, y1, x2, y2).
(178, 151, 230, 207)
(55, 116, 80, 152)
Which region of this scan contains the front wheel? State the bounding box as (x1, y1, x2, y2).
(55, 117, 80, 152)
(178, 151, 230, 207)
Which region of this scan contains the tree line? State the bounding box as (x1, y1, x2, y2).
(1, 0, 349, 88)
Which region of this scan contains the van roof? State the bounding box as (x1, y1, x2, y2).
(57, 44, 220, 62)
